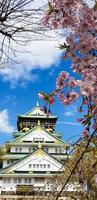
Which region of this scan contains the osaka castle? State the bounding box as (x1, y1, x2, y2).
(0, 102, 68, 193)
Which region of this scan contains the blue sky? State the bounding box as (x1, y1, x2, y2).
(1, 0, 92, 145)
(0, 50, 83, 145)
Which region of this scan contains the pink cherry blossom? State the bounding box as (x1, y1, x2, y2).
(77, 80, 94, 97)
(92, 124, 97, 130)
(63, 98, 71, 105)
(58, 93, 65, 102)
(56, 71, 69, 89)
(68, 77, 78, 87)
(42, 14, 50, 26)
(49, 96, 55, 104)
(69, 91, 79, 102)
(77, 118, 83, 123)
(94, 175, 97, 184)
(50, 19, 58, 29)
(82, 129, 89, 138)
(42, 0, 97, 132)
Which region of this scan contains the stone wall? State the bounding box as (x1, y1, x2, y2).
(0, 195, 72, 200)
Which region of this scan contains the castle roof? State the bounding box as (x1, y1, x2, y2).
(0, 147, 63, 176)
(18, 102, 57, 119)
(8, 124, 66, 146)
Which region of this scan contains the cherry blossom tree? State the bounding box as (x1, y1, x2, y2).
(40, 0, 97, 134)
(38, 0, 97, 199)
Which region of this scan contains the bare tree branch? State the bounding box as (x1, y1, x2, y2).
(0, 0, 47, 66)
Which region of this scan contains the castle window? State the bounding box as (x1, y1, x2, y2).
(15, 148, 18, 152)
(33, 164, 35, 168)
(24, 178, 27, 183)
(55, 148, 58, 153)
(48, 164, 50, 168)
(3, 179, 6, 183)
(29, 147, 32, 153)
(45, 148, 48, 152)
(19, 147, 22, 152)
(18, 178, 21, 183)
(59, 148, 62, 153)
(7, 160, 9, 165)
(33, 138, 44, 142)
(6, 178, 10, 183)
(29, 164, 32, 168)
(33, 147, 35, 151)
(44, 164, 46, 168)
(14, 178, 17, 183)
(3, 179, 5, 183)
(28, 178, 31, 184)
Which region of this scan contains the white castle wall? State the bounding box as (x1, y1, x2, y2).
(0, 177, 51, 192)
(10, 146, 65, 154)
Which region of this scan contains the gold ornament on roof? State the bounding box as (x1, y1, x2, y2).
(37, 120, 40, 126)
(38, 142, 42, 149)
(22, 127, 30, 132)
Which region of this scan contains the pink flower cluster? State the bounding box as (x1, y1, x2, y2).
(43, 0, 97, 132)
(43, 0, 79, 29)
(82, 128, 89, 138)
(56, 71, 69, 89)
(77, 80, 94, 97)
(56, 72, 79, 105)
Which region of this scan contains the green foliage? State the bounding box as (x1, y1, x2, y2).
(48, 1, 54, 15)
(94, 1, 97, 9)
(83, 114, 92, 126)
(58, 42, 70, 50)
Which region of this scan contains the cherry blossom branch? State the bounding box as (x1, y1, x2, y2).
(55, 128, 97, 200)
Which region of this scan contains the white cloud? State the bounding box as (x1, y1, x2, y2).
(85, 0, 95, 7)
(57, 121, 81, 126)
(0, 35, 65, 86)
(0, 64, 38, 88)
(0, 109, 14, 133)
(64, 106, 77, 117)
(0, 0, 67, 86)
(15, 38, 64, 68)
(0, 0, 93, 86)
(64, 111, 74, 117)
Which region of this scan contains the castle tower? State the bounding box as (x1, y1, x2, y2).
(0, 102, 68, 193)
(17, 102, 57, 134)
